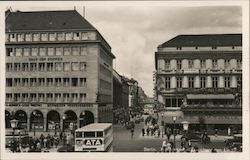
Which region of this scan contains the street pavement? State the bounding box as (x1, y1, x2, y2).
(113, 122, 229, 152)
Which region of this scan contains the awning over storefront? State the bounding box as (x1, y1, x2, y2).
(186, 94, 234, 100)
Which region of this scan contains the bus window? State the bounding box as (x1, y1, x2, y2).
(96, 131, 103, 137)
(76, 131, 82, 138)
(84, 131, 95, 137)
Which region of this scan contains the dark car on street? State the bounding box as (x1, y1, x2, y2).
(225, 134, 242, 151)
(181, 132, 210, 143)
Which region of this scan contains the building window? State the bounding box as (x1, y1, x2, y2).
(177, 60, 182, 70)
(31, 48, 38, 56)
(212, 46, 217, 50)
(30, 63, 37, 71)
(188, 77, 194, 88)
(165, 97, 183, 108)
(71, 93, 78, 102)
(47, 93, 53, 102)
(38, 93, 45, 102)
(80, 93, 87, 102)
(14, 78, 21, 86)
(10, 34, 16, 42)
(201, 60, 206, 68)
(14, 93, 21, 102)
(33, 33, 40, 41)
(225, 59, 230, 69)
(176, 47, 182, 50)
(55, 47, 63, 56)
(15, 48, 23, 57)
(30, 78, 37, 87)
(63, 93, 70, 102)
(6, 63, 13, 72)
(38, 78, 45, 86)
(55, 62, 62, 71)
(6, 48, 13, 57)
(48, 47, 54, 56)
(80, 46, 87, 56)
(47, 78, 53, 86)
(39, 48, 47, 56)
(41, 33, 48, 41)
(47, 63, 54, 71)
(80, 62, 87, 71)
(63, 62, 71, 71)
(212, 59, 218, 69)
(237, 76, 242, 88)
(165, 77, 171, 89)
(200, 76, 206, 88)
(22, 93, 29, 102)
(64, 47, 71, 56)
(72, 78, 78, 86)
(30, 93, 37, 102)
(25, 34, 31, 42)
(38, 63, 46, 71)
(23, 48, 30, 56)
(165, 60, 170, 70)
(63, 78, 70, 86)
(57, 33, 65, 41)
(6, 94, 13, 102)
(73, 32, 80, 40)
(176, 77, 182, 88)
(14, 63, 21, 71)
(55, 78, 61, 86)
(17, 34, 24, 42)
(224, 76, 231, 88)
(22, 78, 29, 86)
(49, 33, 56, 41)
(6, 78, 13, 87)
(80, 78, 87, 86)
(72, 47, 80, 55)
(237, 59, 242, 69)
(212, 76, 218, 88)
(22, 63, 29, 71)
(66, 33, 72, 41)
(72, 62, 79, 71)
(188, 60, 194, 68)
(55, 93, 61, 102)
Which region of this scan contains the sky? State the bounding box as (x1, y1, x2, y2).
(10, 5, 242, 97)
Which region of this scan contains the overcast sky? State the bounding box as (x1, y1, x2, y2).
(11, 5, 242, 97)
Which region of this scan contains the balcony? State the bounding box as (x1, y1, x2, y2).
(181, 104, 242, 113)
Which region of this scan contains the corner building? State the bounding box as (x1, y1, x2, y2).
(5, 10, 115, 132)
(155, 34, 242, 132)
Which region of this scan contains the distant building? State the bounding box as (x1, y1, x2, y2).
(155, 34, 242, 132)
(5, 10, 115, 132)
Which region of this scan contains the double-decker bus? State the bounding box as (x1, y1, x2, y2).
(75, 123, 113, 152)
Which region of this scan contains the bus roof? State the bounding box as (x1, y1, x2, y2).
(75, 123, 112, 132)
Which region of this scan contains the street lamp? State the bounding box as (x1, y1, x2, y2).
(62, 114, 66, 132)
(172, 116, 177, 149)
(32, 111, 38, 137)
(10, 119, 18, 152)
(161, 113, 164, 138)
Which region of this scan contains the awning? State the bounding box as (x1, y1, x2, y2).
(186, 94, 234, 100)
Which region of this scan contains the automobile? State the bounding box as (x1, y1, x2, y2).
(225, 134, 242, 151)
(181, 132, 210, 143)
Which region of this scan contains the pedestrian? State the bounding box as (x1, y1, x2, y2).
(60, 131, 63, 140)
(166, 142, 172, 152)
(131, 128, 134, 139)
(188, 140, 192, 148)
(146, 127, 150, 136)
(162, 140, 167, 152)
(166, 128, 171, 141)
(211, 148, 217, 153)
(228, 127, 231, 136)
(215, 129, 218, 137)
(142, 128, 145, 136)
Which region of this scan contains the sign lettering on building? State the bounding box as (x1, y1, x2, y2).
(183, 69, 199, 74)
(28, 57, 63, 61)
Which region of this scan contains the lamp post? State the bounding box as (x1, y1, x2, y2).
(172, 116, 177, 149)
(32, 111, 38, 137)
(62, 115, 66, 133)
(10, 119, 18, 152)
(161, 113, 164, 138)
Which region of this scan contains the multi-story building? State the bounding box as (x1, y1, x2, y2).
(5, 10, 115, 132)
(155, 34, 242, 132)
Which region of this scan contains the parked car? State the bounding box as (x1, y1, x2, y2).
(181, 132, 210, 143)
(225, 134, 242, 151)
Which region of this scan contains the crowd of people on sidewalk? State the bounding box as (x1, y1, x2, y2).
(9, 131, 73, 152)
